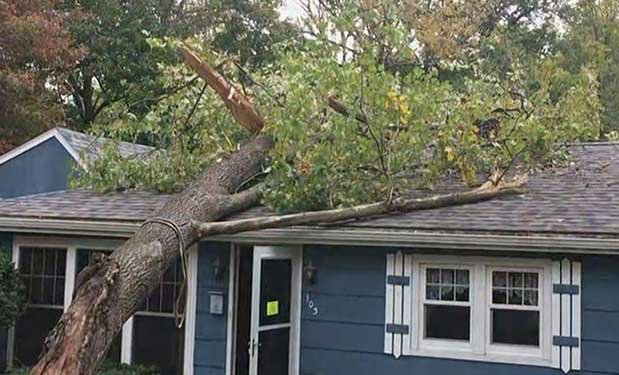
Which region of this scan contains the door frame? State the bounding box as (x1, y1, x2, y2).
(226, 244, 302, 375)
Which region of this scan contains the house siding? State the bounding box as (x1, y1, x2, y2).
(0, 138, 74, 199)
(0, 233, 13, 372)
(300, 245, 619, 375)
(194, 242, 231, 375)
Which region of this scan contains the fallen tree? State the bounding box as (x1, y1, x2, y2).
(30, 45, 528, 375)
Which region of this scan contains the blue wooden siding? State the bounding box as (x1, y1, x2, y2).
(0, 233, 14, 372)
(300, 245, 619, 375)
(0, 138, 74, 198)
(190, 243, 619, 375)
(195, 242, 231, 375)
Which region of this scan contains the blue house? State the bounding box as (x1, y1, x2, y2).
(0, 127, 153, 199)
(1, 130, 619, 375)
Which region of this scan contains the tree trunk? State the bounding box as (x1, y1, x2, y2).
(29, 135, 274, 375)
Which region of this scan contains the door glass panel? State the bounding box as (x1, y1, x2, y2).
(259, 259, 291, 326)
(258, 328, 290, 375)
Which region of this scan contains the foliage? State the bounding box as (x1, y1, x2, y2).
(73, 1, 602, 213)
(0, 250, 26, 328)
(0, 0, 83, 149)
(9, 361, 159, 375)
(558, 0, 619, 133)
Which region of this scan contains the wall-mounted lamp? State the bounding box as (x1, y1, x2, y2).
(304, 260, 318, 285)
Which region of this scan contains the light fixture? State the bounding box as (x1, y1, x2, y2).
(304, 260, 318, 285)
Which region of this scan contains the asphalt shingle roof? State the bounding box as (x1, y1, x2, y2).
(56, 127, 154, 160)
(0, 143, 618, 237)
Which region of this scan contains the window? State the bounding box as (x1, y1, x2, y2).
(411, 256, 551, 365)
(423, 267, 471, 342)
(15, 247, 67, 366)
(489, 270, 540, 347)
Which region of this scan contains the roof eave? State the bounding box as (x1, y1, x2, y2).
(1, 217, 618, 255)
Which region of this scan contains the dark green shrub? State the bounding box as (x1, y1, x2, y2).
(0, 250, 26, 328)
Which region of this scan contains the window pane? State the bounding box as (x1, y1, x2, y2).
(456, 269, 469, 285)
(440, 285, 454, 301)
(14, 307, 63, 366)
(441, 269, 454, 284)
(509, 272, 523, 288)
(133, 315, 184, 375)
(493, 288, 507, 304)
(19, 248, 32, 273)
(427, 268, 440, 283)
(492, 309, 539, 346)
(425, 305, 470, 341)
(32, 251, 44, 274)
(524, 273, 538, 288)
(508, 289, 523, 305)
(259, 259, 292, 326)
(455, 286, 469, 302)
(493, 271, 507, 287)
(524, 290, 538, 306)
(426, 285, 440, 300)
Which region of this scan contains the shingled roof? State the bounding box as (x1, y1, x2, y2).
(0, 127, 154, 169)
(0, 143, 618, 238)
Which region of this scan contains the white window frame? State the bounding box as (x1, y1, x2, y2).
(409, 255, 553, 367)
(418, 263, 474, 353)
(7, 235, 198, 375)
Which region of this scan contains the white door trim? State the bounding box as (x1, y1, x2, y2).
(249, 245, 302, 375)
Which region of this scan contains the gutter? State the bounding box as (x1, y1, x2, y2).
(1, 217, 619, 255)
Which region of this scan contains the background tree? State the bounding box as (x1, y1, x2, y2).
(0, 0, 83, 152)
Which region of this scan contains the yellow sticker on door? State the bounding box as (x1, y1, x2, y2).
(266, 300, 279, 316)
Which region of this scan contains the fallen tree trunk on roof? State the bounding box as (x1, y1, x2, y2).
(30, 46, 527, 375)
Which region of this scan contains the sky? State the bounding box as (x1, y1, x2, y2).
(279, 0, 306, 21)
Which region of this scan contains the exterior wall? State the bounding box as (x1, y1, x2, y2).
(0, 138, 74, 199)
(300, 245, 619, 375)
(0, 233, 14, 372)
(194, 242, 231, 375)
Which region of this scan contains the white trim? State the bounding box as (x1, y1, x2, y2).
(225, 244, 237, 375)
(551, 261, 561, 368)
(571, 261, 581, 371)
(121, 318, 133, 364)
(14, 234, 124, 250)
(560, 259, 571, 373)
(0, 128, 85, 168)
(5, 222, 619, 255)
(249, 245, 302, 375)
(408, 254, 553, 367)
(183, 245, 198, 375)
(402, 254, 413, 356)
(64, 247, 77, 311)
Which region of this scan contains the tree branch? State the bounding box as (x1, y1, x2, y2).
(193, 176, 528, 236)
(177, 45, 265, 134)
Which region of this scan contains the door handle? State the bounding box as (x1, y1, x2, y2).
(249, 338, 261, 357)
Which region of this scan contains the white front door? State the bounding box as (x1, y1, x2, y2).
(249, 246, 301, 375)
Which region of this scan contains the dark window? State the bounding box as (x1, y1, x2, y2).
(132, 315, 184, 375)
(492, 310, 540, 346)
(138, 259, 183, 315)
(258, 328, 290, 375)
(15, 247, 66, 366)
(259, 259, 292, 326)
(424, 305, 470, 340)
(424, 267, 470, 341)
(19, 247, 66, 306)
(490, 270, 541, 346)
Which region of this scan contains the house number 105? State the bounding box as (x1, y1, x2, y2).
(305, 293, 319, 316)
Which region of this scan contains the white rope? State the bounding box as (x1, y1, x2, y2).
(141, 218, 188, 329)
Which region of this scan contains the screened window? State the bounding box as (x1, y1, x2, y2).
(423, 267, 471, 341)
(490, 270, 541, 346)
(19, 247, 66, 307)
(15, 247, 67, 366)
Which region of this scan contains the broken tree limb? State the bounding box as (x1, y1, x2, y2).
(178, 45, 264, 133)
(193, 176, 528, 236)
